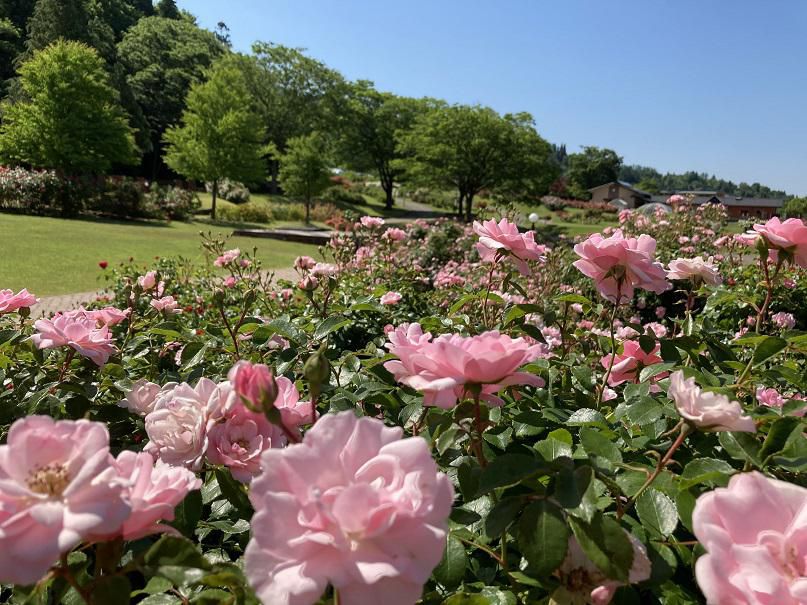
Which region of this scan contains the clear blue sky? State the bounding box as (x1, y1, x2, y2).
(179, 0, 807, 195)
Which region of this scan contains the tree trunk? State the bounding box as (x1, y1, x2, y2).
(305, 196, 311, 224)
(211, 179, 218, 221)
(384, 183, 394, 209)
(269, 160, 280, 194)
(456, 192, 465, 219)
(465, 192, 475, 223)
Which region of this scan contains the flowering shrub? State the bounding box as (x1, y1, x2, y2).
(0, 206, 805, 603)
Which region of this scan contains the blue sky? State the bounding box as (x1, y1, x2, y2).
(180, 0, 807, 195)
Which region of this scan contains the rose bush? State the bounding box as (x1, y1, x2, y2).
(0, 207, 804, 603)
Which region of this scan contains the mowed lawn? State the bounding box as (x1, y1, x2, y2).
(0, 213, 317, 296)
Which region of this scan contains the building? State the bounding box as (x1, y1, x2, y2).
(588, 182, 784, 219)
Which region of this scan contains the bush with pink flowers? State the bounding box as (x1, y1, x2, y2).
(0, 208, 805, 603)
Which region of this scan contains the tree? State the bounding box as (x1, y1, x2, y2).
(250, 42, 346, 190)
(0, 40, 137, 176)
(783, 197, 807, 219)
(0, 18, 19, 90)
(398, 104, 554, 221)
(117, 16, 224, 176)
(566, 146, 623, 198)
(163, 59, 267, 221)
(155, 0, 179, 19)
(337, 81, 429, 208)
(23, 0, 92, 56)
(635, 178, 661, 194)
(278, 132, 331, 224)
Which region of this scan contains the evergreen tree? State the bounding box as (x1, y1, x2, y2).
(24, 0, 91, 55)
(155, 0, 179, 19)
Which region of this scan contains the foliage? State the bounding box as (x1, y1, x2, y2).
(0, 40, 137, 189)
(399, 105, 556, 221)
(164, 59, 267, 220)
(117, 16, 225, 156)
(277, 131, 332, 223)
(783, 196, 807, 218)
(207, 179, 251, 204)
(620, 163, 788, 198)
(566, 146, 623, 198)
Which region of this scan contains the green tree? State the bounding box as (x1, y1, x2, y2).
(250, 42, 346, 190)
(337, 81, 430, 208)
(566, 146, 623, 198)
(24, 0, 91, 55)
(163, 59, 267, 221)
(278, 132, 331, 224)
(635, 178, 661, 194)
(0, 40, 137, 176)
(0, 17, 19, 89)
(783, 196, 807, 219)
(118, 16, 224, 176)
(398, 104, 553, 221)
(155, 0, 179, 19)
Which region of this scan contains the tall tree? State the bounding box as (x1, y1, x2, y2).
(117, 16, 224, 177)
(566, 146, 623, 198)
(398, 105, 553, 221)
(278, 132, 331, 224)
(250, 42, 346, 190)
(337, 81, 430, 208)
(155, 0, 179, 19)
(0, 40, 137, 175)
(24, 0, 91, 55)
(0, 17, 19, 90)
(163, 59, 266, 220)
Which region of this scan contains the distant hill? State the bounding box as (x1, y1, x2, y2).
(618, 165, 788, 199)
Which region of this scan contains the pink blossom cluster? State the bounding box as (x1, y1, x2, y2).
(384, 323, 545, 408)
(32, 308, 121, 366)
(0, 288, 38, 314)
(473, 217, 547, 275)
(0, 416, 199, 585)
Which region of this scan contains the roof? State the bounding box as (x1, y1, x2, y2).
(649, 193, 783, 208)
(589, 181, 652, 198)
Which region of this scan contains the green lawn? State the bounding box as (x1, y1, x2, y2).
(0, 213, 318, 296)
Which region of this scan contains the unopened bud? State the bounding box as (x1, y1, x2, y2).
(304, 345, 331, 397)
(213, 288, 226, 307)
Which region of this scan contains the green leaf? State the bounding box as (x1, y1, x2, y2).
(535, 428, 573, 461)
(580, 428, 622, 464)
(144, 535, 209, 570)
(636, 489, 678, 537)
(569, 515, 634, 582)
(518, 500, 570, 576)
(475, 454, 543, 495)
(88, 576, 130, 605)
(480, 587, 517, 605)
(170, 489, 202, 538)
(313, 316, 352, 340)
(638, 362, 676, 384)
(441, 594, 490, 605)
(214, 468, 253, 519)
(679, 458, 735, 489)
(137, 596, 182, 605)
(719, 431, 762, 467)
(433, 534, 466, 588)
(752, 336, 788, 365)
(759, 416, 803, 463)
(567, 408, 608, 427)
(484, 497, 525, 539)
(625, 397, 664, 425)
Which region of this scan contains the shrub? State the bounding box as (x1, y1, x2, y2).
(309, 202, 338, 222)
(218, 201, 273, 224)
(266, 201, 306, 222)
(145, 185, 200, 221)
(320, 186, 365, 205)
(0, 166, 62, 213)
(207, 179, 251, 204)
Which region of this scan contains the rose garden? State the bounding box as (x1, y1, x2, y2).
(0, 203, 804, 604)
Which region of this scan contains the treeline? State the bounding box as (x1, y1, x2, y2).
(0, 0, 562, 221)
(619, 165, 788, 199)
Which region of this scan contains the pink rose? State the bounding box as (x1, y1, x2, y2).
(138, 270, 157, 290)
(384, 325, 545, 408)
(85, 306, 130, 326)
(753, 217, 807, 267)
(294, 255, 317, 271)
(312, 262, 338, 277)
(473, 218, 547, 275)
(668, 371, 756, 432)
(274, 376, 314, 431)
(223, 276, 238, 288)
(771, 311, 796, 329)
(692, 471, 807, 604)
(32, 312, 118, 366)
(0, 288, 38, 314)
(756, 386, 786, 408)
(207, 403, 286, 483)
(244, 411, 454, 605)
(111, 451, 200, 540)
(359, 215, 385, 228)
(228, 360, 278, 412)
(655, 306, 666, 319)
(144, 378, 218, 470)
(573, 230, 670, 303)
(214, 248, 241, 267)
(380, 291, 402, 305)
(298, 275, 319, 290)
(383, 227, 407, 241)
(150, 295, 180, 314)
(601, 340, 665, 386)
(667, 256, 722, 285)
(555, 532, 651, 604)
(0, 416, 130, 585)
(118, 378, 174, 416)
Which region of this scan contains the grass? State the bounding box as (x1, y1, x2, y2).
(0, 213, 318, 296)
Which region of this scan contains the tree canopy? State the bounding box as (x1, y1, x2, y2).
(163, 58, 267, 220)
(0, 40, 137, 175)
(278, 131, 332, 224)
(565, 146, 623, 198)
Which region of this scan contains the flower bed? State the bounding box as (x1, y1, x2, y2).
(0, 207, 805, 603)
